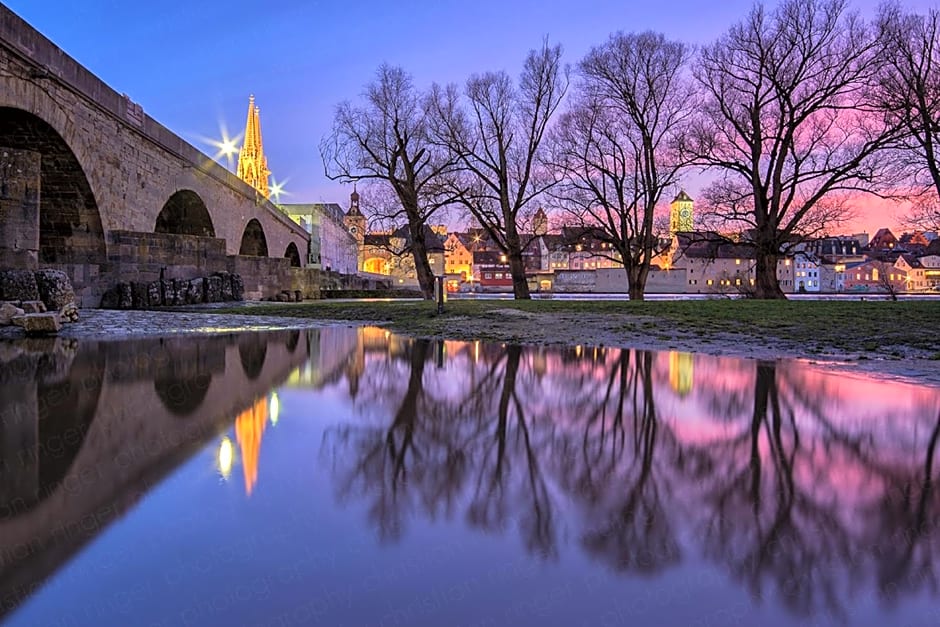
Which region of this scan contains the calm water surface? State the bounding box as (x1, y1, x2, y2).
(1, 327, 939, 626)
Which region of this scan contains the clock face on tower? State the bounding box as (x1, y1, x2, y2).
(349, 226, 358, 235)
(679, 208, 692, 219)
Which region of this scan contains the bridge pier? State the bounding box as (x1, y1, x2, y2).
(0, 148, 41, 269)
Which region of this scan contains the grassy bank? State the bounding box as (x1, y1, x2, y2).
(208, 298, 940, 360)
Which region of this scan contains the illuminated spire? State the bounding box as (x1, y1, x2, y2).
(237, 95, 271, 198)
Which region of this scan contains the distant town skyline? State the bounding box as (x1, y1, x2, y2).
(5, 0, 936, 234)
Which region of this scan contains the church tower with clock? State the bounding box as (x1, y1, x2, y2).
(669, 191, 694, 233)
(344, 187, 366, 245)
(344, 187, 366, 271)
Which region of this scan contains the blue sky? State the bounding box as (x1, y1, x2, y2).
(4, 0, 933, 225)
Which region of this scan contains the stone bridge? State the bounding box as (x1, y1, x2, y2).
(0, 5, 310, 305)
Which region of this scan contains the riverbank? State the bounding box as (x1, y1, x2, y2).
(0, 309, 330, 341)
(210, 299, 940, 385)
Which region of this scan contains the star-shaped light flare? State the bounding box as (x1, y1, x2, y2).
(198, 122, 243, 171)
(270, 176, 289, 204)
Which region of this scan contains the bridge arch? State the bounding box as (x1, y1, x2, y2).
(239, 219, 269, 257)
(155, 190, 215, 237)
(284, 242, 301, 267)
(0, 107, 106, 264)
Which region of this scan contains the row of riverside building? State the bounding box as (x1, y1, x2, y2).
(280, 190, 940, 295)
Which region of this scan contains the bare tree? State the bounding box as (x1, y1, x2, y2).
(902, 199, 940, 232)
(878, 5, 940, 215)
(548, 31, 692, 300)
(874, 259, 902, 299)
(320, 65, 457, 299)
(429, 41, 569, 299)
(687, 0, 900, 299)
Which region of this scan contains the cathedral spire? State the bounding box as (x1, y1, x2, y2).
(237, 95, 271, 198)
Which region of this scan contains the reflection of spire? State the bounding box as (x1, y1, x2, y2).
(235, 397, 268, 495)
(236, 95, 271, 198)
(345, 329, 367, 399)
(668, 352, 694, 397)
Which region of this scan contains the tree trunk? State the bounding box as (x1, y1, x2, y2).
(626, 261, 650, 301)
(508, 250, 531, 300)
(409, 226, 436, 300)
(753, 250, 786, 300)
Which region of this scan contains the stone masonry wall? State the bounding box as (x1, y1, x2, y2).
(0, 148, 40, 269)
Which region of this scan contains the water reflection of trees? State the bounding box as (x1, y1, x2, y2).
(326, 341, 558, 554)
(322, 338, 940, 619)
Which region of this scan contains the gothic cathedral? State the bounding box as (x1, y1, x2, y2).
(237, 95, 271, 198)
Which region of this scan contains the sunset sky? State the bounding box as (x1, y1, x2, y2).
(5, 0, 935, 234)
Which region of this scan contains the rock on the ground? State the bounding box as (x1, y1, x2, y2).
(147, 281, 163, 307)
(12, 312, 62, 335)
(186, 278, 204, 304)
(132, 282, 148, 308)
(59, 302, 79, 323)
(100, 286, 119, 309)
(20, 300, 46, 313)
(0, 269, 40, 302)
(217, 272, 234, 301)
(34, 269, 75, 310)
(205, 276, 223, 302)
(173, 279, 187, 306)
(118, 283, 133, 309)
(231, 274, 245, 301)
(0, 302, 25, 325)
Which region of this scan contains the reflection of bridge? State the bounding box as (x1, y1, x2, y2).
(0, 329, 309, 617)
(0, 6, 309, 304)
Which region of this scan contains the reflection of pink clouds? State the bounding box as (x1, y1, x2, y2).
(323, 331, 940, 617)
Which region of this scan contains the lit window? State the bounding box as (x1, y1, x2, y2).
(735, 259, 741, 265)
(707, 279, 714, 286)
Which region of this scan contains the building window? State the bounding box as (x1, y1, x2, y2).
(736, 259, 741, 265)
(707, 279, 714, 286)
(484, 273, 492, 279)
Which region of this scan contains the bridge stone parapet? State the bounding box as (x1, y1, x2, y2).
(0, 5, 310, 305)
